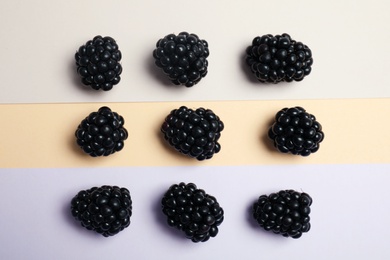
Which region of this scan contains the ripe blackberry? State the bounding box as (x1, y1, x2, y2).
(252, 190, 312, 239)
(70, 185, 132, 237)
(161, 182, 224, 242)
(153, 32, 209, 87)
(75, 106, 128, 157)
(246, 33, 313, 83)
(75, 35, 122, 91)
(268, 106, 324, 156)
(161, 106, 224, 160)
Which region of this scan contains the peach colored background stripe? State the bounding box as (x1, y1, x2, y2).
(1, 98, 389, 168)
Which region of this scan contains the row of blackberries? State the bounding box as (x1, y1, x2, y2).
(71, 183, 312, 241)
(75, 33, 313, 90)
(75, 106, 324, 158)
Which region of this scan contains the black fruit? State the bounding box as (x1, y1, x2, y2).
(268, 106, 324, 156)
(75, 106, 128, 157)
(70, 185, 132, 237)
(246, 33, 313, 83)
(161, 106, 224, 160)
(153, 32, 209, 87)
(252, 190, 312, 239)
(75, 35, 122, 91)
(161, 182, 224, 242)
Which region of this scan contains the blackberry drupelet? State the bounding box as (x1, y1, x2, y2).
(246, 33, 313, 83)
(75, 106, 128, 157)
(70, 185, 132, 237)
(252, 190, 312, 239)
(161, 106, 224, 160)
(268, 106, 324, 156)
(161, 182, 224, 242)
(75, 35, 122, 91)
(153, 32, 209, 87)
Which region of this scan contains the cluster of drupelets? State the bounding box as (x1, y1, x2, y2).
(74, 32, 323, 159)
(71, 32, 320, 241)
(71, 183, 313, 241)
(75, 32, 313, 90)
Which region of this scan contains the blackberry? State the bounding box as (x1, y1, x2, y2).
(246, 33, 313, 83)
(161, 182, 224, 242)
(70, 185, 132, 237)
(161, 106, 224, 160)
(252, 190, 312, 239)
(75, 35, 122, 91)
(153, 32, 209, 87)
(268, 106, 324, 156)
(75, 106, 128, 157)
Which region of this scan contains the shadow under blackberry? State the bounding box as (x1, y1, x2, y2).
(261, 117, 280, 154)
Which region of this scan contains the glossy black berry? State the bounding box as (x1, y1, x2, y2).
(252, 190, 312, 239)
(161, 182, 224, 242)
(75, 106, 128, 157)
(161, 106, 224, 160)
(75, 35, 122, 91)
(268, 106, 324, 156)
(246, 33, 313, 83)
(70, 185, 132, 237)
(153, 32, 209, 87)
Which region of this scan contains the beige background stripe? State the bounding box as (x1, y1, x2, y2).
(1, 98, 389, 168)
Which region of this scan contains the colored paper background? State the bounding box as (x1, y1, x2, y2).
(0, 0, 389, 104)
(0, 99, 389, 168)
(1, 165, 390, 260)
(1, 1, 390, 260)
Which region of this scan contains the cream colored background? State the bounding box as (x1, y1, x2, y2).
(1, 99, 389, 168)
(2, 0, 388, 167)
